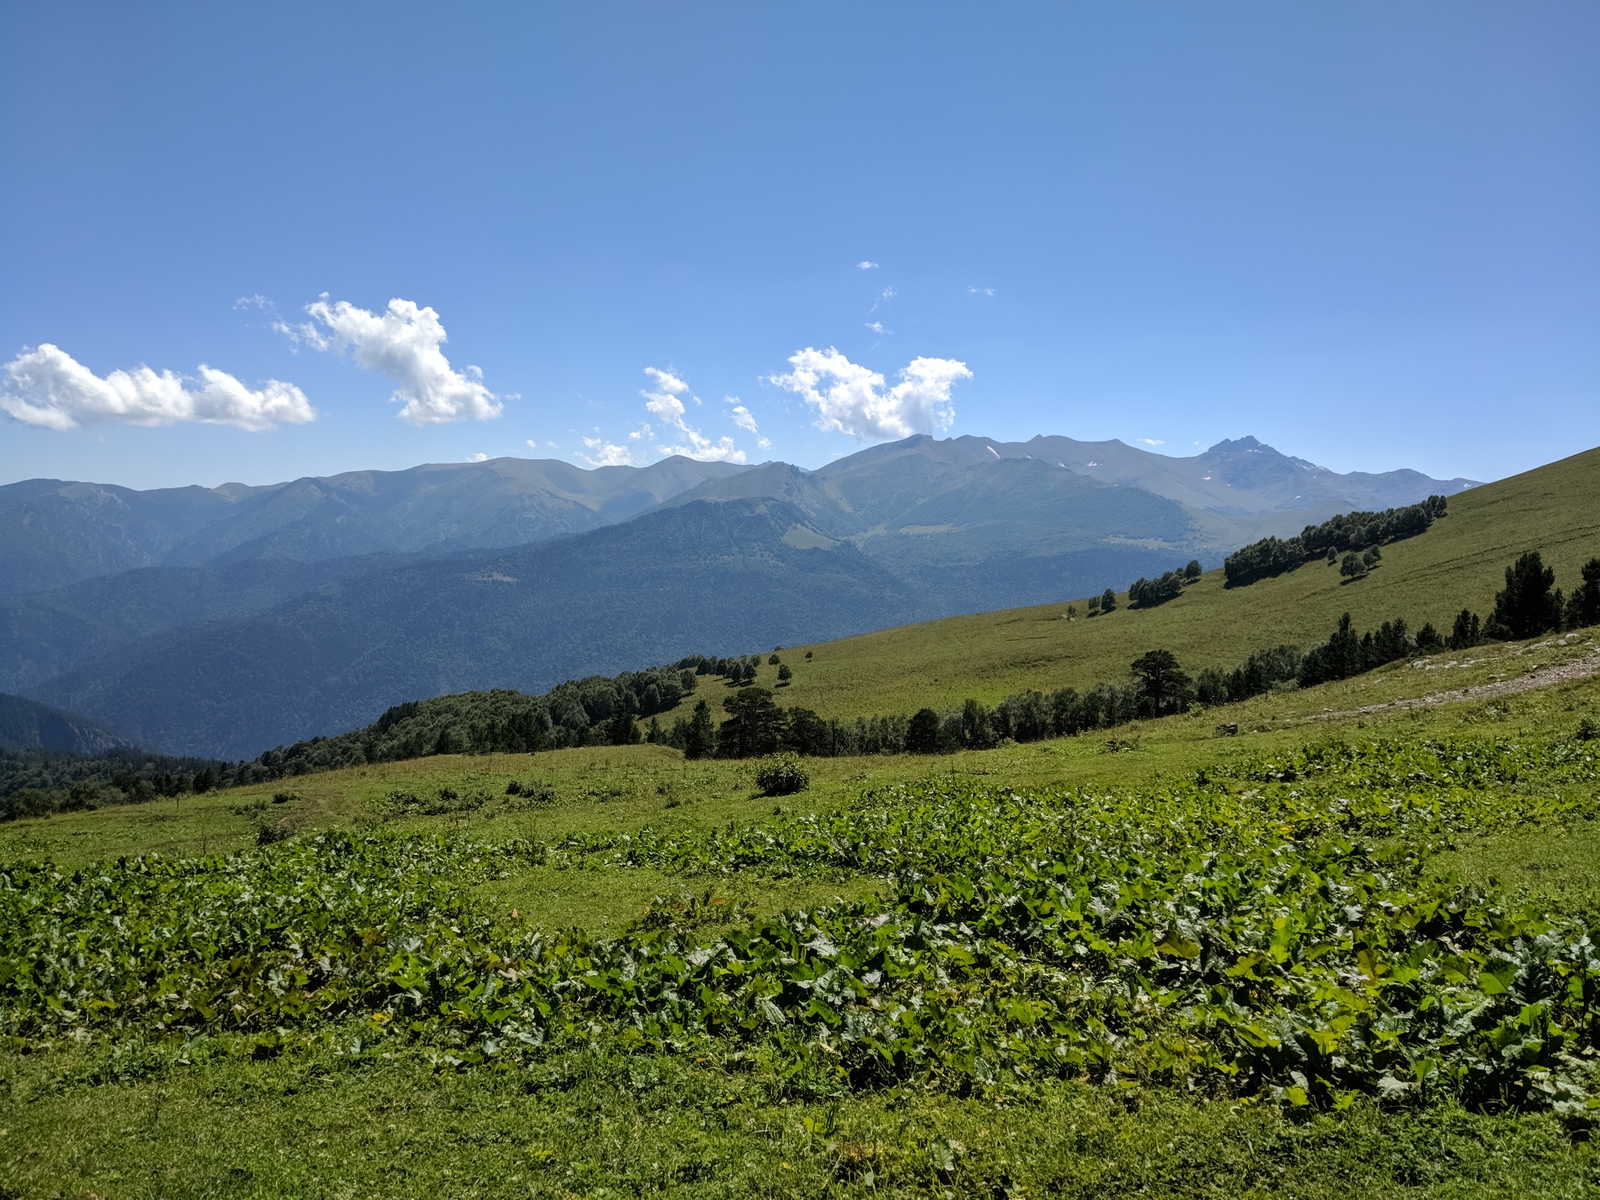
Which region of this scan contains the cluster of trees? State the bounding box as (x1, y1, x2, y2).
(1224, 496, 1448, 586)
(663, 641, 1293, 760)
(1282, 550, 1600, 690)
(1430, 552, 1600, 649)
(1127, 560, 1203, 608)
(1195, 645, 1303, 707)
(237, 661, 707, 781)
(0, 747, 232, 822)
(1297, 615, 1415, 687)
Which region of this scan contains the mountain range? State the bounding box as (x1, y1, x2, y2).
(0, 434, 1476, 758)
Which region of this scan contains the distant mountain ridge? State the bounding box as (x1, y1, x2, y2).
(0, 456, 751, 596)
(0, 692, 133, 755)
(0, 433, 1478, 758)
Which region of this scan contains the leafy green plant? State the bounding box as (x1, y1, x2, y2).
(755, 754, 809, 796)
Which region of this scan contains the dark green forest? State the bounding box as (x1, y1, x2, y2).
(1223, 495, 1448, 586)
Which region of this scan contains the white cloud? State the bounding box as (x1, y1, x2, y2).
(725, 400, 770, 452)
(727, 401, 759, 435)
(0, 343, 315, 431)
(656, 431, 746, 463)
(856, 260, 879, 270)
(470, 452, 488, 462)
(281, 296, 503, 425)
(969, 286, 995, 297)
(865, 321, 890, 336)
(579, 436, 635, 467)
(1140, 437, 1165, 446)
(640, 367, 691, 428)
(639, 367, 747, 462)
(768, 347, 971, 441)
(524, 439, 558, 452)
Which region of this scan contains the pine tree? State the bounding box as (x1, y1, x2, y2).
(1568, 558, 1600, 629)
(1448, 609, 1480, 650)
(1129, 649, 1191, 716)
(683, 699, 716, 759)
(1488, 551, 1562, 639)
(1100, 588, 1118, 614)
(905, 708, 941, 754)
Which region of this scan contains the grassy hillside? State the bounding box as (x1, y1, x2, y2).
(729, 444, 1600, 720)
(2, 630, 1597, 1197)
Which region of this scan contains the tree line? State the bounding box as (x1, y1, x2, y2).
(1224, 495, 1449, 587)
(666, 547, 1600, 760)
(8, 546, 1595, 818)
(0, 747, 233, 822)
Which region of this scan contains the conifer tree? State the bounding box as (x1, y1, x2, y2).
(683, 699, 716, 759)
(1568, 558, 1600, 629)
(1488, 551, 1562, 639)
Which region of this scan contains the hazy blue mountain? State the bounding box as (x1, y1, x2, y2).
(32, 499, 932, 759)
(0, 553, 413, 694)
(0, 692, 133, 755)
(0, 456, 751, 595)
(3, 433, 1478, 758)
(666, 434, 1478, 549)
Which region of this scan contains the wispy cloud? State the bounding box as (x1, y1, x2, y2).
(639, 368, 747, 462)
(768, 348, 971, 441)
(0, 343, 314, 431)
(968, 286, 995, 297)
(1140, 437, 1165, 446)
(278, 295, 504, 425)
(856, 260, 879, 270)
(470, 452, 488, 462)
(865, 321, 890, 336)
(726, 399, 771, 451)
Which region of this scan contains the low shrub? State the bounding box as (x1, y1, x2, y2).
(755, 753, 809, 796)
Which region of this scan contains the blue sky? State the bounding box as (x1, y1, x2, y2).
(1, 2, 1596, 489)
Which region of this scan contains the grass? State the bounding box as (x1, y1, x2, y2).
(664, 445, 1600, 721)
(3, 626, 1600, 1196)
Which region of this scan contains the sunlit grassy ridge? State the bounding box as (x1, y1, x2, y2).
(709, 445, 1600, 719)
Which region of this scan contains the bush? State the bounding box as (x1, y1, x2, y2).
(754, 754, 810, 796)
(271, 791, 299, 805)
(254, 818, 293, 846)
(505, 779, 556, 805)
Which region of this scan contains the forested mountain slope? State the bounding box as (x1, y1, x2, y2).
(0, 692, 132, 755)
(30, 500, 931, 758)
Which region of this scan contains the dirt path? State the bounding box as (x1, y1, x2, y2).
(1309, 646, 1600, 721)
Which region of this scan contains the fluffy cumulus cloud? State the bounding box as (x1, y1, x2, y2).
(281, 296, 502, 425)
(640, 367, 691, 427)
(768, 347, 971, 441)
(580, 436, 635, 467)
(0, 343, 314, 431)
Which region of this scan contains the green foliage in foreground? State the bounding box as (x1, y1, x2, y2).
(5, 738, 1599, 1119)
